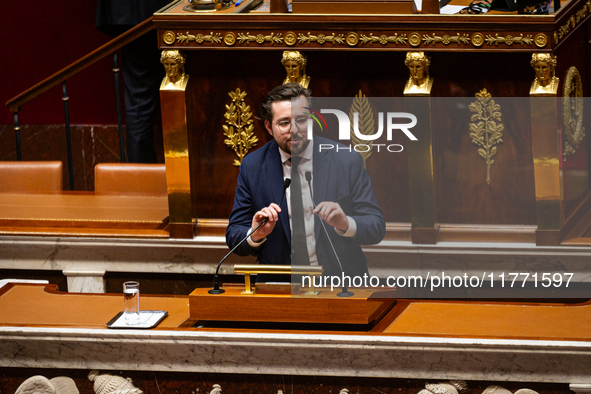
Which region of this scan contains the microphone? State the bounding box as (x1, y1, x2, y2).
(209, 178, 291, 294)
(304, 171, 354, 297)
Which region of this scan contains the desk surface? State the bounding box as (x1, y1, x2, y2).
(0, 193, 170, 238)
(2, 284, 590, 341)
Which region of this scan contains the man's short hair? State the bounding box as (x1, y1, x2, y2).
(261, 83, 312, 122)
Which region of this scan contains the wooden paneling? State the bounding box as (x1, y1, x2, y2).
(185, 50, 410, 222)
(433, 52, 537, 225)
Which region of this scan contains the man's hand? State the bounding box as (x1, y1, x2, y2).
(314, 202, 349, 231)
(250, 203, 282, 242)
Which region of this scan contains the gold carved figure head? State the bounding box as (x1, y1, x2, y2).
(530, 53, 557, 88)
(405, 51, 431, 88)
(160, 50, 186, 85)
(281, 51, 310, 89)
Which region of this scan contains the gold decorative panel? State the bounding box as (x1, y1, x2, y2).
(223, 89, 258, 167)
(563, 66, 585, 158)
(469, 89, 504, 186)
(349, 90, 374, 168)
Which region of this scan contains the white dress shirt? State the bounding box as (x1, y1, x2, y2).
(248, 139, 357, 265)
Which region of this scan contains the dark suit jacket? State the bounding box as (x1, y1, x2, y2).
(226, 136, 385, 280)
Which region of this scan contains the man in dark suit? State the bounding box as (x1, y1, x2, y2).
(226, 84, 385, 282)
(96, 0, 169, 163)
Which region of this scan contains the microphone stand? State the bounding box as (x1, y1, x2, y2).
(305, 172, 354, 297)
(209, 178, 291, 294)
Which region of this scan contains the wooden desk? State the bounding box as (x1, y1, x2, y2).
(0, 283, 590, 387)
(0, 192, 170, 238)
(2, 283, 589, 340)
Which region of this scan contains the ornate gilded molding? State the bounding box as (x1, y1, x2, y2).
(177, 31, 222, 45)
(471, 33, 485, 47)
(534, 33, 548, 48)
(563, 66, 585, 158)
(409, 32, 421, 47)
(485, 33, 533, 46)
(163, 30, 176, 45)
(359, 33, 408, 45)
(349, 90, 375, 168)
(298, 32, 345, 45)
(555, 1, 590, 43)
(223, 89, 258, 167)
(346, 32, 360, 46)
(237, 32, 283, 45)
(224, 33, 236, 46)
(285, 31, 297, 46)
(423, 33, 470, 46)
(469, 89, 504, 186)
(168, 30, 554, 49)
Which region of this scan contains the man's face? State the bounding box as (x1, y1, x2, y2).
(264, 96, 310, 155)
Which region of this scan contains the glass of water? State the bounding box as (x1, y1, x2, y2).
(123, 281, 140, 324)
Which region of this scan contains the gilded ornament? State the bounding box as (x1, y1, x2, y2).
(281, 51, 310, 88)
(349, 90, 375, 168)
(485, 33, 533, 46)
(224, 32, 237, 46)
(223, 89, 258, 167)
(576, 4, 588, 21)
(404, 51, 433, 94)
(237, 32, 283, 45)
(163, 31, 176, 45)
(534, 33, 548, 48)
(359, 33, 407, 46)
(563, 66, 585, 158)
(409, 32, 421, 47)
(160, 50, 188, 90)
(469, 89, 504, 186)
(556, 12, 578, 42)
(176, 31, 222, 45)
(284, 31, 297, 46)
(422, 33, 470, 46)
(530, 53, 559, 94)
(346, 32, 360, 46)
(471, 32, 484, 47)
(298, 32, 345, 45)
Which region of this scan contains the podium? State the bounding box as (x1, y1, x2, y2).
(189, 287, 397, 326)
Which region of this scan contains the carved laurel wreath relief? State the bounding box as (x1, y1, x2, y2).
(563, 66, 585, 158)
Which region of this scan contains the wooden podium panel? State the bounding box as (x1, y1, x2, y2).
(189, 287, 396, 325)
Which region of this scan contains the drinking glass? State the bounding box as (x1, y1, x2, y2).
(123, 281, 140, 324)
